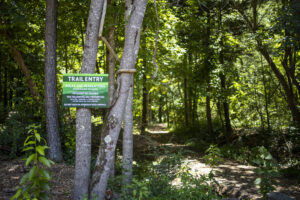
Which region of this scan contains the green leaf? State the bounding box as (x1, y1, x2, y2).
(26, 153, 36, 166)
(24, 140, 35, 146)
(254, 177, 262, 185)
(40, 182, 51, 191)
(28, 166, 37, 179)
(20, 173, 29, 185)
(35, 132, 41, 142)
(22, 146, 34, 152)
(24, 135, 33, 145)
(10, 188, 22, 200)
(39, 168, 51, 180)
(36, 145, 45, 155)
(38, 156, 51, 167)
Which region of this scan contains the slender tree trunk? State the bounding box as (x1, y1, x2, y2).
(184, 77, 189, 126)
(45, 0, 63, 162)
(220, 73, 232, 138)
(0, 64, 2, 104)
(106, 25, 116, 178)
(141, 73, 148, 134)
(158, 95, 163, 123)
(74, 0, 104, 199)
(90, 1, 148, 199)
(217, 101, 225, 130)
(237, 2, 300, 125)
(122, 0, 134, 187)
(4, 66, 7, 107)
(166, 96, 170, 127)
(206, 80, 213, 135)
(258, 42, 300, 125)
(122, 78, 133, 187)
(11, 47, 41, 105)
(107, 26, 116, 107)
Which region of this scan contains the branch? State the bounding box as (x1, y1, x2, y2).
(99, 35, 121, 63)
(152, 0, 159, 79)
(98, 0, 107, 37)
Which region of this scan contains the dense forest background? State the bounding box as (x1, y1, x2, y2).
(0, 0, 299, 199)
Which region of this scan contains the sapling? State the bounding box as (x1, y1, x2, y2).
(11, 125, 54, 200)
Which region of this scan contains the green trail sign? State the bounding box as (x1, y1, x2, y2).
(62, 74, 108, 108)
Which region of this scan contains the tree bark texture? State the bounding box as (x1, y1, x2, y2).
(122, 78, 133, 187)
(44, 0, 63, 162)
(106, 25, 116, 177)
(122, 0, 134, 188)
(90, 1, 148, 199)
(107, 26, 116, 106)
(74, 0, 104, 199)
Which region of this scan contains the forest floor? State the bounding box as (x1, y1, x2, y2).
(0, 124, 299, 200)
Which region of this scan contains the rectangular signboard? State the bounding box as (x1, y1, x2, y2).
(62, 74, 108, 108)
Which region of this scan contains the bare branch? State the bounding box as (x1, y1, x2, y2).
(99, 35, 121, 62)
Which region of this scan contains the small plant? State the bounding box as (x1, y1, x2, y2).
(203, 144, 224, 167)
(253, 146, 279, 200)
(11, 125, 54, 200)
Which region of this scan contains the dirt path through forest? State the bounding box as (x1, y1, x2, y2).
(0, 124, 299, 200)
(147, 124, 300, 200)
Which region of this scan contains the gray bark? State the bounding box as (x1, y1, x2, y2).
(74, 0, 104, 199)
(90, 1, 148, 199)
(122, 80, 133, 187)
(44, 0, 63, 162)
(107, 27, 116, 106)
(107, 26, 116, 177)
(122, 0, 134, 188)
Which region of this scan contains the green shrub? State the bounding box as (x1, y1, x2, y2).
(111, 151, 220, 200)
(253, 146, 279, 200)
(203, 144, 224, 167)
(11, 125, 54, 200)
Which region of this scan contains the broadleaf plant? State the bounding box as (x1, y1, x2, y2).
(11, 125, 54, 200)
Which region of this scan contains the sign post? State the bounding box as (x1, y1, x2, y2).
(62, 74, 108, 108)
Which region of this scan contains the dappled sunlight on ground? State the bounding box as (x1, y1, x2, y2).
(146, 124, 300, 200)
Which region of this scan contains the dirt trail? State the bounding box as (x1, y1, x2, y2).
(0, 124, 299, 200)
(147, 124, 300, 200)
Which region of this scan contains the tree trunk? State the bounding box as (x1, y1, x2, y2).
(158, 96, 163, 123)
(141, 73, 148, 134)
(166, 96, 170, 127)
(0, 64, 2, 104)
(107, 26, 116, 106)
(258, 41, 300, 125)
(106, 25, 116, 178)
(11, 47, 41, 105)
(122, 0, 134, 187)
(262, 68, 271, 131)
(74, 0, 104, 199)
(44, 0, 63, 162)
(184, 77, 189, 126)
(122, 79, 133, 187)
(90, 1, 148, 199)
(4, 66, 7, 107)
(220, 73, 232, 138)
(206, 80, 213, 135)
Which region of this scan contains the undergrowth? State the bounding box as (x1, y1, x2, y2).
(109, 149, 220, 200)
